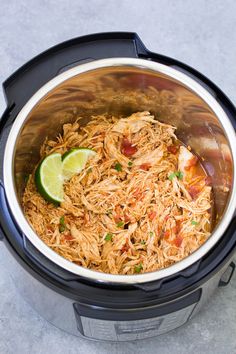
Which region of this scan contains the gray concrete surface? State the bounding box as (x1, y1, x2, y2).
(0, 0, 236, 353)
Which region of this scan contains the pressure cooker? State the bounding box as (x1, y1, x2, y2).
(0, 32, 236, 341)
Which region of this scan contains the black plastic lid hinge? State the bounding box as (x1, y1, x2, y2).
(218, 261, 235, 287)
(0, 103, 16, 131)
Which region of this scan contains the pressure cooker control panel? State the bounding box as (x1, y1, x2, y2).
(74, 290, 200, 341)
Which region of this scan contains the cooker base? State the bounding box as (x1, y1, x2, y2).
(2, 246, 233, 341)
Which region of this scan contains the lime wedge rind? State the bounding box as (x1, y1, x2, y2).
(61, 147, 95, 161)
(62, 147, 96, 180)
(35, 153, 64, 204)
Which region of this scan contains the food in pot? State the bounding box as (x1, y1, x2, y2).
(23, 111, 213, 274)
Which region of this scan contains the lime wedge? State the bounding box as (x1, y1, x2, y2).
(34, 148, 96, 204)
(35, 153, 64, 204)
(62, 147, 96, 180)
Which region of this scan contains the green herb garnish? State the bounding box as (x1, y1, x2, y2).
(168, 172, 176, 181)
(115, 163, 122, 172)
(60, 216, 65, 226)
(191, 220, 199, 225)
(128, 161, 133, 167)
(149, 231, 154, 237)
(105, 233, 113, 241)
(116, 221, 124, 228)
(59, 225, 65, 233)
(176, 171, 184, 180)
(59, 216, 66, 233)
(168, 171, 183, 181)
(141, 240, 146, 245)
(134, 263, 143, 273)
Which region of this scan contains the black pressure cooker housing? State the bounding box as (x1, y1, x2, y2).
(0, 33, 235, 335)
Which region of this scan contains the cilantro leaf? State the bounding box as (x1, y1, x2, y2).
(116, 221, 124, 228)
(115, 163, 122, 172)
(134, 263, 143, 273)
(105, 233, 113, 241)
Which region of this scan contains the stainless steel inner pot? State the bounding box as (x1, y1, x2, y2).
(3, 58, 236, 284)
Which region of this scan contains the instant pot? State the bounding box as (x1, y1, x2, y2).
(0, 32, 236, 341)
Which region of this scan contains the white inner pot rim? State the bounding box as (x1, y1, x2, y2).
(3, 57, 236, 284)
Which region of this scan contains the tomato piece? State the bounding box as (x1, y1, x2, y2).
(64, 234, 74, 241)
(148, 211, 157, 221)
(163, 230, 170, 239)
(140, 163, 151, 171)
(121, 138, 137, 157)
(123, 145, 137, 156)
(172, 221, 182, 235)
(121, 246, 127, 253)
(167, 145, 179, 154)
(121, 240, 129, 253)
(174, 236, 183, 247)
(176, 220, 182, 233)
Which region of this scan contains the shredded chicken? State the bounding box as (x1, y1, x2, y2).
(23, 111, 213, 274)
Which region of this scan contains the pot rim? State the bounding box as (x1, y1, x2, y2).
(3, 57, 236, 284)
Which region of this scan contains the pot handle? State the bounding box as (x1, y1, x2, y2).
(218, 261, 236, 287)
(0, 181, 23, 245)
(0, 182, 7, 241)
(2, 32, 148, 111)
(0, 224, 4, 241)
